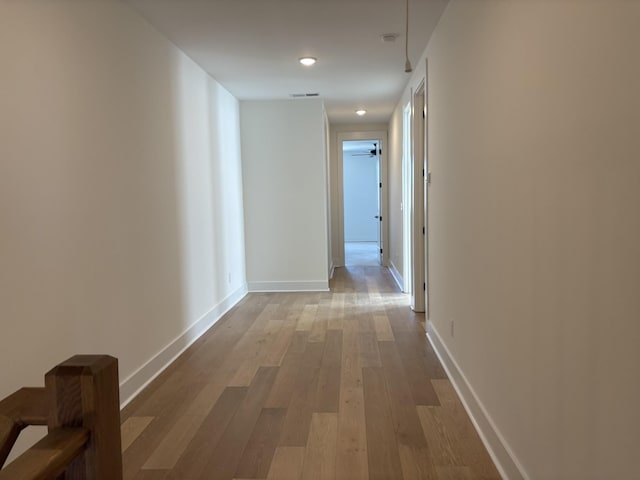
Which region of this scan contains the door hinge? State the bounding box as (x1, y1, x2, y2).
(379, 216, 383, 221)
(379, 182, 382, 188)
(380, 248, 383, 254)
(423, 282, 426, 291)
(422, 168, 425, 177)
(422, 226, 425, 235)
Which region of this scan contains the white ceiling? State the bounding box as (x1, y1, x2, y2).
(125, 0, 448, 124)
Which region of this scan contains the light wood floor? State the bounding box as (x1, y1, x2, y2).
(345, 242, 380, 266)
(120, 266, 501, 480)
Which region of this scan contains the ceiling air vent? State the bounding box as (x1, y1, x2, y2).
(289, 93, 320, 98)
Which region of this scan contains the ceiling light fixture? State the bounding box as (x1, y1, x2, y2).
(404, 0, 412, 73)
(299, 57, 317, 66)
(356, 109, 367, 116)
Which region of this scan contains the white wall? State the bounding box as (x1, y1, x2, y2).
(0, 0, 246, 413)
(323, 110, 333, 277)
(387, 104, 405, 281)
(343, 153, 378, 242)
(390, 1, 640, 478)
(241, 99, 329, 291)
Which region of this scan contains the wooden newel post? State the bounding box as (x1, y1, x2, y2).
(45, 355, 123, 479)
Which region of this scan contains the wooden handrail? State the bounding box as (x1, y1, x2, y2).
(0, 355, 123, 479)
(0, 428, 89, 480)
(0, 388, 48, 467)
(0, 388, 48, 426)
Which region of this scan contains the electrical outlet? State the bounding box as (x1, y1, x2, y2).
(450, 319, 455, 338)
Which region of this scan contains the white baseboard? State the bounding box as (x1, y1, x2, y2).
(119, 283, 248, 407)
(427, 321, 528, 480)
(248, 280, 329, 292)
(388, 260, 404, 292)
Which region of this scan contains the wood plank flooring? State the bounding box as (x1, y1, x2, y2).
(120, 266, 501, 480)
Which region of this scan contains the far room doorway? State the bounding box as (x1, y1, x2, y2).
(342, 139, 382, 266)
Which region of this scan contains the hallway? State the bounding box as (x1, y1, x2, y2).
(120, 266, 500, 479)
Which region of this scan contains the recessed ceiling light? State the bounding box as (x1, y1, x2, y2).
(356, 109, 367, 116)
(299, 57, 317, 66)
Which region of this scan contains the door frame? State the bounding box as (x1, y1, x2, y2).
(411, 81, 427, 313)
(336, 130, 389, 267)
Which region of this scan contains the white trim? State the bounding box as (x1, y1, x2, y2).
(426, 322, 528, 480)
(248, 280, 329, 292)
(388, 260, 404, 292)
(329, 262, 336, 280)
(119, 284, 248, 407)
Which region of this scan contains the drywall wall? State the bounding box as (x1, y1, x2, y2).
(0, 0, 246, 415)
(387, 103, 405, 284)
(323, 109, 333, 277)
(343, 153, 379, 242)
(406, 0, 640, 478)
(240, 99, 329, 291)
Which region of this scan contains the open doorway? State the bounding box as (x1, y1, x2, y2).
(336, 130, 388, 268)
(342, 139, 381, 266)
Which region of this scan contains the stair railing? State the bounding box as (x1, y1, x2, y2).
(0, 355, 123, 479)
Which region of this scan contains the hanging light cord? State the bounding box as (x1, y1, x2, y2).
(405, 0, 412, 73)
